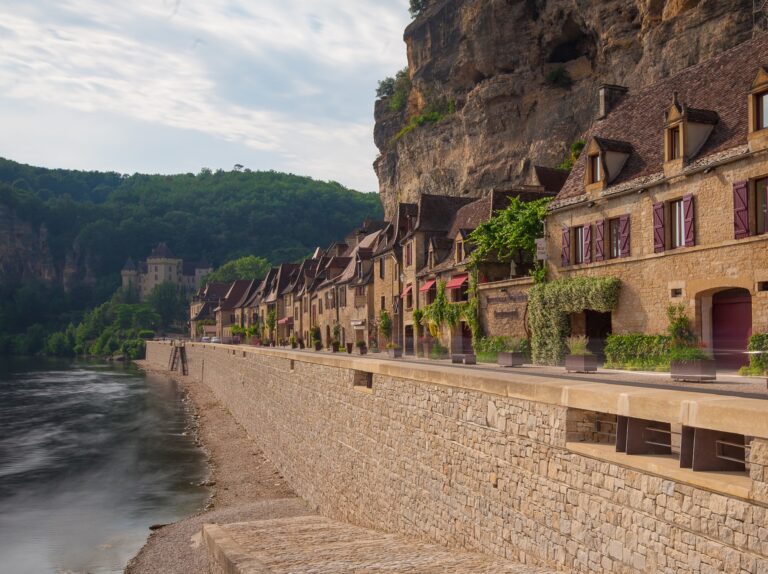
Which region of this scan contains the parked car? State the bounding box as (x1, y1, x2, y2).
(211, 337, 222, 344)
(201, 336, 211, 343)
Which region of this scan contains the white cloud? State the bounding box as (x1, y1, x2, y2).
(0, 0, 410, 191)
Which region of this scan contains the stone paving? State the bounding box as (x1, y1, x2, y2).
(204, 515, 558, 573)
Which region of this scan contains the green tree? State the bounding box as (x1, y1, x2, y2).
(468, 197, 551, 278)
(148, 282, 187, 329)
(266, 310, 277, 340)
(558, 139, 586, 171)
(203, 255, 271, 284)
(409, 0, 430, 18)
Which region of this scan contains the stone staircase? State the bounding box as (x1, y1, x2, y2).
(203, 515, 557, 573)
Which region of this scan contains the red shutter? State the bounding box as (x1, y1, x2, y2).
(583, 224, 592, 264)
(594, 220, 605, 261)
(733, 181, 749, 239)
(561, 226, 570, 267)
(653, 202, 665, 253)
(619, 215, 631, 257)
(683, 194, 695, 247)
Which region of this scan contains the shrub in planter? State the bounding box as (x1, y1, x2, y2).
(565, 335, 597, 373)
(313, 339, 322, 351)
(356, 340, 367, 355)
(346, 342, 353, 354)
(289, 335, 297, 349)
(386, 343, 402, 358)
(331, 339, 340, 352)
(739, 333, 768, 376)
(429, 340, 449, 360)
(604, 334, 671, 371)
(670, 346, 716, 382)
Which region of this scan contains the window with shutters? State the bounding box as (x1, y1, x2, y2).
(573, 226, 585, 264)
(670, 199, 685, 249)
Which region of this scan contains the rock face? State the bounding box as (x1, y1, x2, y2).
(0, 205, 57, 285)
(374, 0, 754, 218)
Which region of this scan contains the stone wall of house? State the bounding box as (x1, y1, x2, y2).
(546, 153, 768, 344)
(478, 278, 534, 340)
(147, 341, 768, 573)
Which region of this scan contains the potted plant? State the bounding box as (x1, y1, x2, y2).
(298, 337, 305, 349)
(289, 335, 298, 349)
(310, 327, 322, 351)
(386, 343, 402, 358)
(346, 342, 353, 354)
(666, 305, 716, 382)
(331, 339, 340, 352)
(565, 335, 598, 373)
(498, 338, 526, 367)
(356, 340, 368, 355)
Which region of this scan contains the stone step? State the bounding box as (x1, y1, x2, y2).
(203, 515, 558, 574)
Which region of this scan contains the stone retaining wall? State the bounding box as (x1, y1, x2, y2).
(146, 342, 768, 573)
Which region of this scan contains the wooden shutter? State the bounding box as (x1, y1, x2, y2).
(595, 220, 605, 261)
(683, 194, 695, 247)
(619, 215, 631, 257)
(653, 202, 665, 253)
(733, 181, 749, 239)
(561, 226, 570, 267)
(583, 224, 592, 264)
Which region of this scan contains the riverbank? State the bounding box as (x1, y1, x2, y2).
(125, 362, 312, 574)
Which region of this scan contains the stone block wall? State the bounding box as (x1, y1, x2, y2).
(147, 342, 768, 573)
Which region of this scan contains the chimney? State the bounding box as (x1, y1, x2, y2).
(597, 84, 628, 119)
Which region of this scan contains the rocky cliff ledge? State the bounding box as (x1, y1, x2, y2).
(374, 0, 753, 218)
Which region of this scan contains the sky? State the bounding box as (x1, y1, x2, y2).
(0, 1, 412, 192)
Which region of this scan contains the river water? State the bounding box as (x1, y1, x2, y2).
(0, 359, 209, 574)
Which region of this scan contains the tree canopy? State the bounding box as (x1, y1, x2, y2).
(203, 255, 271, 284)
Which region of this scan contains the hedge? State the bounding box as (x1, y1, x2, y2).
(529, 276, 621, 365)
(604, 334, 671, 371)
(740, 333, 768, 375)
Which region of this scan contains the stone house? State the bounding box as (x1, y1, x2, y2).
(189, 281, 230, 338)
(122, 242, 211, 300)
(213, 279, 252, 339)
(546, 33, 768, 368)
(372, 203, 417, 350)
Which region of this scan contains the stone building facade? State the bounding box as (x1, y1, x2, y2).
(147, 341, 768, 573)
(121, 242, 211, 301)
(546, 34, 768, 367)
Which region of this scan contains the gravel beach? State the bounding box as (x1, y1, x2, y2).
(124, 362, 312, 574)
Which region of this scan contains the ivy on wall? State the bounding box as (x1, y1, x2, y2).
(528, 276, 621, 365)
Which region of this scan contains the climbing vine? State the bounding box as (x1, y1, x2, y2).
(528, 276, 621, 365)
(464, 269, 482, 345)
(422, 281, 461, 339)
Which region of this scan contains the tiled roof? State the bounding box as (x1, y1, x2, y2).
(533, 166, 569, 194)
(216, 279, 253, 311)
(203, 282, 231, 300)
(554, 33, 768, 206)
(122, 257, 137, 272)
(413, 194, 475, 234)
(148, 242, 176, 259)
(375, 203, 418, 256)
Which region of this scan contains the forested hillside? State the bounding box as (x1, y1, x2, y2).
(0, 157, 382, 354)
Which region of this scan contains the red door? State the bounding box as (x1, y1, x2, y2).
(712, 289, 752, 370)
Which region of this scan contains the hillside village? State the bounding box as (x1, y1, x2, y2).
(184, 34, 768, 376)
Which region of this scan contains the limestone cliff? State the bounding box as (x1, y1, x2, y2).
(374, 0, 754, 218)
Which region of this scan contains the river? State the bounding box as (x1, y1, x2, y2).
(0, 359, 209, 574)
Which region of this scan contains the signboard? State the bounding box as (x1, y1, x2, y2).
(535, 238, 547, 261)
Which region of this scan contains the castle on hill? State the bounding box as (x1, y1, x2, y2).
(121, 243, 212, 300)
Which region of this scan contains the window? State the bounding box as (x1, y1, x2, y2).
(589, 154, 602, 183)
(608, 218, 621, 259)
(758, 92, 768, 131)
(379, 258, 385, 279)
(356, 286, 365, 296)
(573, 226, 585, 264)
(455, 241, 464, 262)
(668, 126, 681, 160)
(755, 177, 768, 235)
(428, 250, 434, 268)
(671, 288, 683, 298)
(670, 199, 685, 249)
(357, 261, 363, 278)
(405, 242, 413, 267)
(380, 296, 385, 311)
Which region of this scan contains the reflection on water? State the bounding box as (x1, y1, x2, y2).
(0, 359, 208, 574)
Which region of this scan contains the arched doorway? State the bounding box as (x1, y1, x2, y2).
(712, 288, 752, 370)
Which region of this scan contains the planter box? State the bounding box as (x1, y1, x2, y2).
(331, 342, 340, 353)
(313, 342, 322, 351)
(346, 343, 353, 354)
(356, 346, 368, 355)
(671, 359, 716, 382)
(498, 352, 525, 367)
(387, 348, 403, 358)
(565, 354, 598, 373)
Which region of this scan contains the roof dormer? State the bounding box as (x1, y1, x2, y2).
(583, 136, 631, 192)
(663, 92, 718, 177)
(749, 67, 768, 152)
